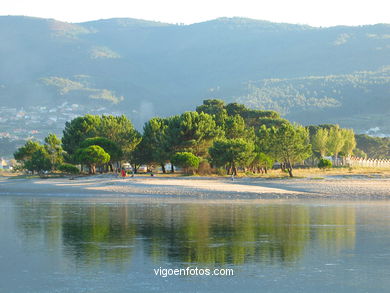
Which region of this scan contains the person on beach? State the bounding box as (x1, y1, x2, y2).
(121, 168, 126, 178)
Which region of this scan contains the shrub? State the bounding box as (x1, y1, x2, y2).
(58, 163, 80, 174)
(198, 160, 212, 175)
(216, 167, 227, 176)
(171, 152, 201, 174)
(318, 158, 332, 169)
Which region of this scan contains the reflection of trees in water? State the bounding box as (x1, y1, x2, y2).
(137, 204, 356, 265)
(138, 205, 312, 265)
(14, 199, 136, 269)
(310, 206, 356, 253)
(14, 199, 63, 249)
(14, 200, 356, 268)
(61, 204, 136, 268)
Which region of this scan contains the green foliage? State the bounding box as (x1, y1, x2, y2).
(327, 125, 344, 158)
(318, 158, 332, 169)
(251, 152, 275, 170)
(223, 115, 255, 140)
(135, 117, 170, 166)
(58, 163, 80, 174)
(311, 128, 328, 157)
(98, 115, 141, 159)
(268, 123, 312, 177)
(24, 148, 52, 173)
(355, 134, 390, 159)
(62, 114, 140, 162)
(165, 111, 223, 157)
(44, 133, 63, 170)
(80, 137, 122, 162)
(237, 69, 390, 125)
(341, 128, 356, 157)
(14, 140, 52, 173)
(209, 138, 255, 175)
(75, 145, 110, 174)
(196, 99, 227, 126)
(171, 152, 201, 173)
(353, 148, 367, 159)
(43, 77, 124, 104)
(62, 114, 101, 159)
(14, 140, 42, 161)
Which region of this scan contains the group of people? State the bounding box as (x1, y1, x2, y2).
(116, 168, 133, 178)
(116, 168, 154, 178)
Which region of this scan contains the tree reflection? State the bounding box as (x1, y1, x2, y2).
(14, 200, 356, 268)
(61, 203, 136, 268)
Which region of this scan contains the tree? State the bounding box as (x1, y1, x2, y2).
(165, 111, 223, 158)
(24, 148, 52, 173)
(311, 128, 329, 157)
(268, 123, 312, 177)
(355, 134, 389, 159)
(75, 145, 110, 174)
(250, 152, 274, 174)
(209, 138, 255, 175)
(62, 114, 140, 163)
(223, 115, 255, 140)
(98, 115, 141, 161)
(44, 133, 63, 170)
(136, 117, 171, 172)
(196, 99, 227, 126)
(14, 140, 52, 173)
(341, 128, 356, 157)
(171, 152, 201, 174)
(318, 158, 332, 169)
(81, 137, 122, 171)
(62, 115, 101, 161)
(58, 163, 80, 174)
(327, 125, 344, 160)
(14, 140, 42, 162)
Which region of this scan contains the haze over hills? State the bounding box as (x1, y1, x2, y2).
(0, 15, 389, 135)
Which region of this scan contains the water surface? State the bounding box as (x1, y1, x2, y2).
(1, 196, 390, 292)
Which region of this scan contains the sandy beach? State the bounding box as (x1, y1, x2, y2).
(1, 174, 390, 200)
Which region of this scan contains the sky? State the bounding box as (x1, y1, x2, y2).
(1, 0, 389, 27)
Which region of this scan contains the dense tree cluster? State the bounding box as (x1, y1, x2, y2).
(355, 134, 390, 159)
(309, 125, 356, 160)
(14, 99, 367, 177)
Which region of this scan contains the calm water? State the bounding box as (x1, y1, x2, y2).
(1, 196, 390, 292)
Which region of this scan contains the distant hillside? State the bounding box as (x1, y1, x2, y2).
(233, 67, 390, 133)
(0, 16, 389, 132)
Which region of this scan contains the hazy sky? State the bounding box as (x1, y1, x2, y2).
(1, 0, 389, 26)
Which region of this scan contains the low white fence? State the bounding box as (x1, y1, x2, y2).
(345, 157, 390, 168)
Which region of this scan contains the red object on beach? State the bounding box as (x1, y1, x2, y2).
(121, 169, 126, 177)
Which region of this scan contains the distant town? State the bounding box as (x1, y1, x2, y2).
(0, 102, 123, 163)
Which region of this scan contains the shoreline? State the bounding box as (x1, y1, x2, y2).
(1, 174, 390, 200)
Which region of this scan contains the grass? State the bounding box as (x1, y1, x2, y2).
(2, 166, 390, 180)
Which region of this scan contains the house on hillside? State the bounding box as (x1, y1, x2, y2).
(0, 158, 7, 169)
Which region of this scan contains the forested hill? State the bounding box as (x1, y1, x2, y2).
(0, 16, 389, 132)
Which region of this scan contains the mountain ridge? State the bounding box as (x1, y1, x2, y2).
(0, 15, 389, 136)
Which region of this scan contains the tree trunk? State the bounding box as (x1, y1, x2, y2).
(232, 163, 237, 176)
(171, 163, 175, 173)
(161, 163, 166, 174)
(286, 161, 293, 177)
